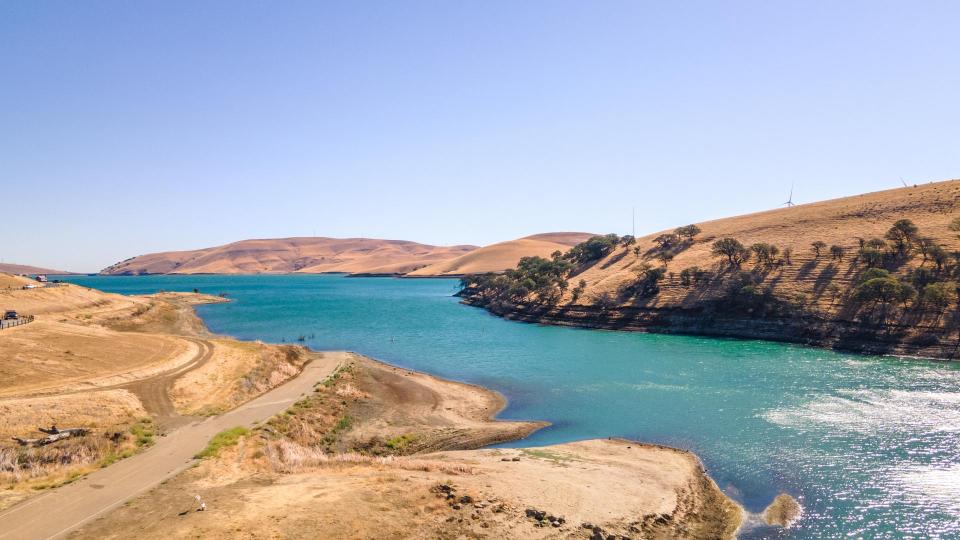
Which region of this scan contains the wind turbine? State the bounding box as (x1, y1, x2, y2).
(783, 184, 795, 207)
(900, 176, 908, 188)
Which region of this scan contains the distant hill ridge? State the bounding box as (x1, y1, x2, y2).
(101, 237, 479, 276)
(0, 263, 73, 275)
(406, 232, 595, 277)
(101, 233, 601, 277)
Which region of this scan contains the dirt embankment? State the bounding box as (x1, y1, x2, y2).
(70, 355, 743, 540)
(467, 296, 960, 359)
(0, 283, 313, 510)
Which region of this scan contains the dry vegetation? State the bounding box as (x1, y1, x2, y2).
(462, 180, 960, 358)
(407, 232, 595, 277)
(170, 339, 308, 415)
(71, 356, 743, 540)
(0, 281, 313, 509)
(100, 237, 478, 276)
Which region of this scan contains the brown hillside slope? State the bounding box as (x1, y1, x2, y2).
(101, 237, 477, 275)
(0, 263, 73, 275)
(407, 232, 595, 277)
(465, 179, 960, 359)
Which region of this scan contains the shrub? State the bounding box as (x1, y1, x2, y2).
(929, 245, 949, 272)
(750, 243, 779, 265)
(196, 427, 250, 459)
(852, 276, 915, 307)
(885, 219, 918, 255)
(811, 241, 827, 257)
(679, 266, 704, 287)
(712, 238, 751, 266)
(674, 224, 701, 240)
(950, 217, 960, 238)
(571, 279, 587, 303)
(920, 282, 953, 310)
(910, 267, 937, 289)
(566, 234, 620, 265)
(656, 250, 675, 265)
(859, 247, 884, 268)
(653, 233, 680, 250)
(628, 264, 667, 297)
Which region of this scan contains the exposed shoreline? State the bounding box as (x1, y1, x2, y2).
(69, 348, 746, 539)
(463, 296, 960, 361)
(1, 278, 746, 538)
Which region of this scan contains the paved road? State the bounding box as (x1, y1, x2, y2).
(0, 353, 344, 540)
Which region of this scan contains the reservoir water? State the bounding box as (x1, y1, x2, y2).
(64, 274, 960, 539)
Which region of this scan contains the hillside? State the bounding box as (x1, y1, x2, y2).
(461, 179, 960, 359)
(406, 232, 595, 277)
(0, 263, 73, 275)
(101, 237, 478, 276)
(0, 273, 35, 290)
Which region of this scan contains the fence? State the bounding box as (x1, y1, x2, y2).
(0, 315, 34, 330)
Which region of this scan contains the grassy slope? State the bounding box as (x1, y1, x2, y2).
(471, 179, 960, 358)
(100, 237, 478, 275)
(0, 263, 73, 275)
(407, 232, 595, 276)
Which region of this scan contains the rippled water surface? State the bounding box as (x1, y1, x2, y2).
(65, 274, 960, 538)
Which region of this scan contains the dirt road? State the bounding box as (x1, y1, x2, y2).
(0, 352, 344, 540)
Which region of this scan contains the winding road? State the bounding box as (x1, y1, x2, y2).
(0, 353, 344, 540)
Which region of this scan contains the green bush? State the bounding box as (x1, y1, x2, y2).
(195, 426, 250, 459)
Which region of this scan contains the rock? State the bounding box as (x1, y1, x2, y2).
(459, 495, 473, 504)
(551, 521, 561, 527)
(525, 508, 547, 521)
(452, 504, 461, 510)
(501, 457, 511, 461)
(511, 457, 521, 461)
(581, 522, 594, 529)
(762, 493, 802, 527)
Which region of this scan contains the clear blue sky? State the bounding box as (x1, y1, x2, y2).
(3, 1, 959, 271)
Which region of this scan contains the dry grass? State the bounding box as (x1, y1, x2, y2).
(260, 440, 475, 475)
(171, 341, 309, 415)
(408, 232, 594, 276)
(571, 180, 960, 313)
(101, 237, 478, 276)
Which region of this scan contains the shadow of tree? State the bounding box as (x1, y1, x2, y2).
(813, 264, 838, 295)
(601, 248, 629, 269)
(796, 260, 818, 279)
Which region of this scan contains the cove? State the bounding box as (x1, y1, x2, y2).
(64, 274, 960, 539)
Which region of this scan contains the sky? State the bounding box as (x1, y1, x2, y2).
(2, 1, 960, 272)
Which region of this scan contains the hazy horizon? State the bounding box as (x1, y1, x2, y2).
(4, 1, 960, 271)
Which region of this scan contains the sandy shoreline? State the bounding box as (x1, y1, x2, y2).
(1, 276, 746, 538)
(69, 351, 745, 539)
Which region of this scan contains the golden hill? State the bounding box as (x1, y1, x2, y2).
(407, 232, 595, 277)
(572, 180, 960, 307)
(463, 179, 960, 358)
(101, 237, 478, 276)
(0, 263, 73, 275)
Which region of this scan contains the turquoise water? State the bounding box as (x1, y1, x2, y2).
(65, 274, 960, 539)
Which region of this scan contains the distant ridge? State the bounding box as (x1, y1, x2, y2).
(0, 263, 74, 275)
(406, 232, 595, 277)
(100, 237, 478, 276)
